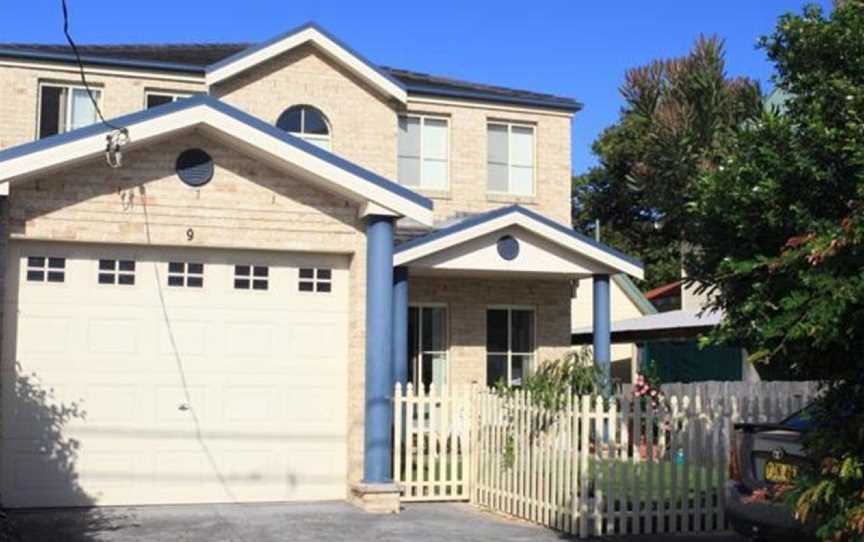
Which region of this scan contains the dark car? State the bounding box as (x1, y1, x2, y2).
(725, 407, 817, 540)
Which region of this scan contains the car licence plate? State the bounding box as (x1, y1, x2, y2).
(765, 461, 798, 483)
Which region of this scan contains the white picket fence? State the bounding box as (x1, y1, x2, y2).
(393, 381, 819, 537)
(393, 383, 472, 501)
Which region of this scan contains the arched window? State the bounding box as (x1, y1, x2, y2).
(276, 105, 331, 150)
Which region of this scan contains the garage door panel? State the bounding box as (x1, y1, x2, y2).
(2, 241, 350, 507)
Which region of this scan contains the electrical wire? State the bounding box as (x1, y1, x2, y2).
(60, 0, 130, 168)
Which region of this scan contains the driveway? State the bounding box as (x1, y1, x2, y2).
(6, 501, 747, 542)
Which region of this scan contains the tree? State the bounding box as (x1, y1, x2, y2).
(573, 36, 762, 289)
(685, 2, 864, 539)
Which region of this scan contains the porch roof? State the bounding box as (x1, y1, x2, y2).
(394, 205, 644, 279)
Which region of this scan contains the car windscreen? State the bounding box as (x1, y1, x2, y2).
(780, 404, 818, 431)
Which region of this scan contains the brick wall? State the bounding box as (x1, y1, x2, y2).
(4, 130, 369, 492)
(403, 99, 573, 225)
(211, 45, 399, 181)
(0, 62, 204, 150)
(409, 275, 572, 387)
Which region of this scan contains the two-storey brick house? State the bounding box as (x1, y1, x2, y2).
(0, 23, 642, 510)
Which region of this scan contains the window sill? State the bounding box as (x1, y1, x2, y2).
(486, 193, 537, 205)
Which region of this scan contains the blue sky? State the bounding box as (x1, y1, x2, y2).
(1, 0, 832, 173)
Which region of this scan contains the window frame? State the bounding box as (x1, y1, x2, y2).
(397, 114, 451, 191)
(144, 90, 193, 109)
(96, 258, 137, 286)
(233, 264, 270, 291)
(277, 105, 331, 150)
(297, 267, 333, 293)
(486, 305, 536, 387)
(25, 255, 66, 284)
(408, 303, 450, 393)
(166, 261, 204, 289)
(486, 121, 537, 197)
(36, 81, 103, 139)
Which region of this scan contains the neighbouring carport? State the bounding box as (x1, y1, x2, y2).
(571, 308, 753, 384)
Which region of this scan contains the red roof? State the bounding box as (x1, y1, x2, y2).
(644, 281, 682, 301)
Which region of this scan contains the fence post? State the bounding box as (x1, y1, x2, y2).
(394, 382, 403, 488)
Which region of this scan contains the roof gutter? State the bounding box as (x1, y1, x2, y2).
(0, 48, 206, 75)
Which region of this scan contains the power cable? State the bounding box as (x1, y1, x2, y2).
(60, 0, 129, 168)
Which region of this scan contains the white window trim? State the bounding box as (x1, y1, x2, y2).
(287, 107, 331, 150)
(398, 114, 451, 191)
(409, 302, 450, 392)
(144, 90, 193, 109)
(95, 258, 137, 288)
(486, 121, 537, 198)
(233, 264, 270, 292)
(297, 267, 333, 293)
(36, 81, 102, 139)
(487, 304, 537, 387)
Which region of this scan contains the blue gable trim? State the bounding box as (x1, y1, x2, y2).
(403, 83, 582, 113)
(205, 22, 407, 93)
(0, 96, 202, 163)
(0, 48, 205, 74)
(0, 95, 432, 211)
(395, 204, 643, 269)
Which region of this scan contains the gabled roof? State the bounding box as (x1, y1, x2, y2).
(205, 22, 407, 102)
(0, 95, 433, 225)
(0, 26, 582, 112)
(644, 280, 682, 301)
(395, 205, 644, 279)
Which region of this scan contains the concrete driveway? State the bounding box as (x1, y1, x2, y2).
(6, 501, 747, 542)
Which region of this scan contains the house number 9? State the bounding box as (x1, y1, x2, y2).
(186, 228, 195, 241)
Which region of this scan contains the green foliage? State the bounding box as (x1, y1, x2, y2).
(494, 349, 604, 468)
(572, 35, 762, 288)
(496, 348, 604, 411)
(683, 2, 864, 539)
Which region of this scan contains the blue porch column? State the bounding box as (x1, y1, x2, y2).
(593, 274, 612, 396)
(364, 215, 395, 483)
(392, 266, 409, 387)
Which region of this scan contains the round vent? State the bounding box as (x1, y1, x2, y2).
(497, 235, 520, 261)
(175, 149, 214, 187)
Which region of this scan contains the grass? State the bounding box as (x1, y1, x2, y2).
(586, 458, 721, 500)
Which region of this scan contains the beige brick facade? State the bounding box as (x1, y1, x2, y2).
(0, 61, 204, 150)
(212, 45, 399, 181)
(409, 275, 572, 387)
(402, 98, 573, 225)
(0, 41, 581, 496)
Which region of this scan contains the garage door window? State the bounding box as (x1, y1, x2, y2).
(298, 268, 331, 293)
(98, 259, 136, 285)
(234, 265, 269, 290)
(26, 256, 65, 283)
(168, 262, 204, 288)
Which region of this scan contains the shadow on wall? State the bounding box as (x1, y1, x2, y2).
(2, 371, 117, 542)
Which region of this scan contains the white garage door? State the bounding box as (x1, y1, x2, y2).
(1, 241, 349, 507)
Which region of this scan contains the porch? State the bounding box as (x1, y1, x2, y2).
(358, 205, 644, 498)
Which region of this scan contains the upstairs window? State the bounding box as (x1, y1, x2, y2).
(276, 105, 331, 150)
(38, 83, 100, 138)
(145, 91, 192, 109)
(487, 122, 535, 196)
(398, 115, 449, 190)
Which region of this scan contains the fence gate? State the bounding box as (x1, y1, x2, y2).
(392, 383, 473, 501)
